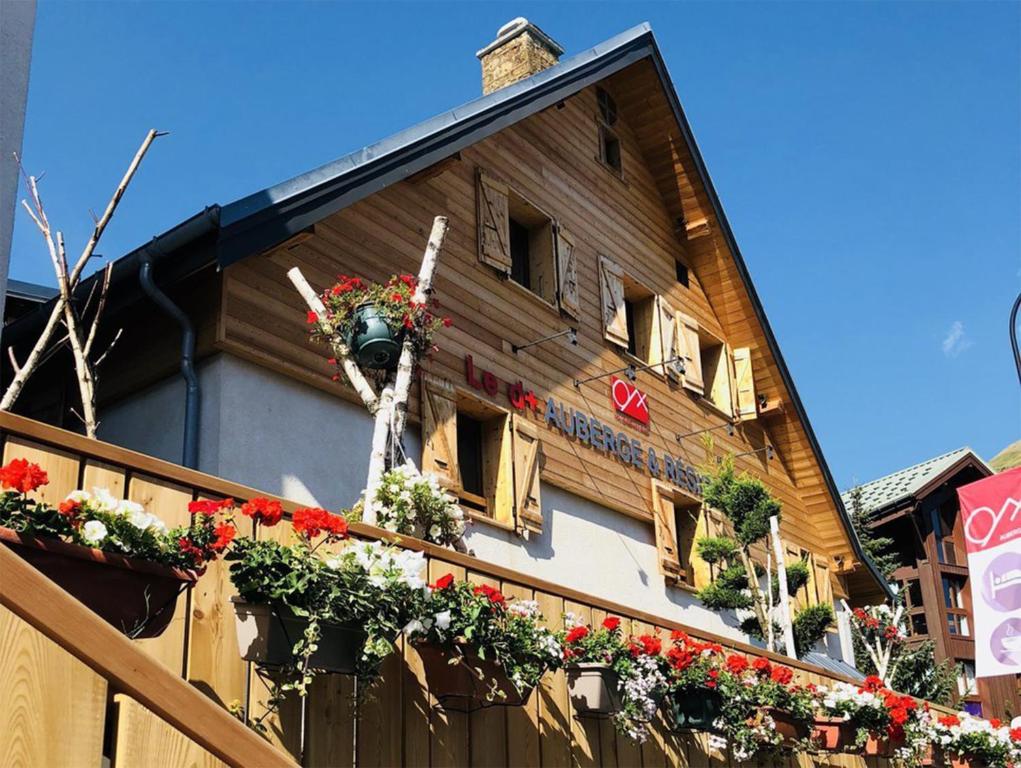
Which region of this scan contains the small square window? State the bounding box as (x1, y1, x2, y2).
(675, 261, 689, 287)
(911, 613, 928, 636)
(600, 126, 622, 174)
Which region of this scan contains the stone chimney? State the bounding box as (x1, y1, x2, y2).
(476, 18, 564, 95)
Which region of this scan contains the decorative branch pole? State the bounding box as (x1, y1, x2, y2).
(3, 129, 161, 435)
(840, 598, 904, 683)
(287, 216, 449, 525)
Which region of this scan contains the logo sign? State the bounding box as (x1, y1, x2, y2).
(610, 376, 649, 425)
(958, 466, 1021, 678)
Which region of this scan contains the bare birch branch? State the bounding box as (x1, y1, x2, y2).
(94, 328, 123, 368)
(7, 348, 21, 375)
(83, 263, 113, 358)
(286, 266, 379, 412)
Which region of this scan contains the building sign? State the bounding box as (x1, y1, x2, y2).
(958, 466, 1021, 678)
(610, 376, 649, 425)
(464, 355, 703, 497)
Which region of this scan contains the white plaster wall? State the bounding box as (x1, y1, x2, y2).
(100, 353, 847, 658)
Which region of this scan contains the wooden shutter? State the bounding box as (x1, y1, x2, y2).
(421, 376, 459, 488)
(599, 257, 628, 347)
(511, 415, 543, 534)
(476, 170, 511, 274)
(813, 553, 833, 606)
(483, 414, 514, 527)
(677, 312, 703, 395)
(732, 347, 756, 420)
(711, 344, 735, 418)
(653, 296, 682, 380)
(651, 481, 683, 584)
(555, 225, 580, 319)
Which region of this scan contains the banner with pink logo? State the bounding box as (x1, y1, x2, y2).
(958, 466, 1021, 678)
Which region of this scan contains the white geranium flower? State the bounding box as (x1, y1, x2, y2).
(82, 520, 108, 544)
(325, 557, 342, 570)
(90, 487, 120, 513)
(66, 490, 91, 504)
(434, 610, 451, 630)
(117, 499, 145, 517)
(402, 619, 425, 637)
(428, 525, 442, 540)
(127, 508, 152, 530)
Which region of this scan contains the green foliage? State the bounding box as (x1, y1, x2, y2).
(696, 536, 739, 565)
(889, 641, 958, 706)
(697, 580, 753, 611)
(791, 603, 834, 657)
(0, 491, 71, 539)
(771, 558, 810, 600)
(846, 485, 900, 580)
(701, 456, 779, 546)
(717, 563, 751, 592)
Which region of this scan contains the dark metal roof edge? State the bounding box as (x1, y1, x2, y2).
(6, 279, 58, 303)
(643, 38, 894, 600)
(215, 23, 655, 266)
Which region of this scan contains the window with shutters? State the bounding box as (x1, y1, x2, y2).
(598, 257, 657, 365)
(674, 499, 700, 586)
(421, 377, 542, 535)
(507, 191, 556, 305)
(698, 330, 734, 417)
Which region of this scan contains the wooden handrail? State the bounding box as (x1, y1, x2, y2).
(0, 545, 296, 768)
(0, 409, 853, 683)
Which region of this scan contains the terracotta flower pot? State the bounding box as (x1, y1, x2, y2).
(762, 706, 810, 745)
(566, 662, 622, 717)
(0, 526, 198, 638)
(415, 642, 534, 712)
(934, 749, 986, 768)
(671, 687, 724, 734)
(232, 598, 367, 674)
(812, 716, 858, 752)
(348, 303, 401, 369)
(864, 733, 905, 757)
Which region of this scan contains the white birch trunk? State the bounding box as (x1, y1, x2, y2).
(771, 516, 797, 658)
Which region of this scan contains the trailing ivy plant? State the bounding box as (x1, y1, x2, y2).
(694, 453, 832, 656)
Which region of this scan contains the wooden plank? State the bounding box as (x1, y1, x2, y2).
(611, 617, 644, 768)
(503, 581, 541, 768)
(356, 640, 403, 768)
(428, 560, 469, 768)
(535, 590, 571, 767)
(564, 600, 601, 768)
(128, 473, 193, 673)
(0, 604, 107, 768)
(590, 608, 621, 768)
(1, 435, 80, 504)
(82, 458, 126, 496)
(113, 694, 228, 768)
(631, 620, 668, 768)
(0, 545, 295, 768)
(304, 674, 356, 768)
(468, 570, 508, 768)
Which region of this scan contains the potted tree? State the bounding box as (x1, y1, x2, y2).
(0, 459, 223, 638)
(406, 574, 560, 712)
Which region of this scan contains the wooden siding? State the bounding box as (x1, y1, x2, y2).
(219, 73, 860, 595)
(0, 413, 906, 768)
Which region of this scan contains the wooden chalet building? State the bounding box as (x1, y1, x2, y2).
(3, 19, 890, 668)
(845, 448, 1021, 718)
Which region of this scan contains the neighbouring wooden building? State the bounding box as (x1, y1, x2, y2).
(845, 448, 1021, 718)
(3, 17, 890, 675)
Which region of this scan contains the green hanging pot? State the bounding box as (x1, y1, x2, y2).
(670, 687, 724, 733)
(348, 303, 402, 370)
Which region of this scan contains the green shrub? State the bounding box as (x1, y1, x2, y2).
(792, 604, 834, 657)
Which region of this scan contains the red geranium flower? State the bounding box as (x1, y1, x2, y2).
(306, 311, 319, 324)
(442, 317, 453, 328)
(58, 498, 81, 518)
(292, 507, 348, 539)
(991, 718, 1002, 729)
(862, 675, 884, 693)
(1010, 727, 1021, 742)
(211, 523, 236, 552)
(0, 459, 49, 494)
(240, 497, 284, 527)
(565, 626, 589, 644)
(473, 583, 507, 607)
(431, 573, 454, 590)
(602, 616, 621, 632)
(938, 715, 961, 728)
(752, 657, 772, 676)
(889, 707, 909, 726)
(178, 537, 206, 565)
(726, 654, 749, 674)
(188, 498, 233, 515)
(770, 666, 793, 685)
(631, 635, 661, 657)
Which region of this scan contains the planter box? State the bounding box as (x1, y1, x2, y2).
(935, 750, 986, 768)
(232, 599, 366, 674)
(415, 642, 534, 712)
(865, 733, 905, 757)
(812, 716, 859, 752)
(566, 663, 622, 717)
(670, 687, 724, 734)
(763, 706, 809, 745)
(0, 526, 197, 639)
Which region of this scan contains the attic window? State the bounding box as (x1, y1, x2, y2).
(596, 87, 622, 175)
(675, 261, 689, 287)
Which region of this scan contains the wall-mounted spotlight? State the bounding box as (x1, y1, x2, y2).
(512, 327, 577, 354)
(676, 420, 734, 444)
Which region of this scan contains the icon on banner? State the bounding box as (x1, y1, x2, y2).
(610, 376, 649, 424)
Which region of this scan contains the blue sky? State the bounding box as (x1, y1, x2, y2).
(9, 1, 1020, 489)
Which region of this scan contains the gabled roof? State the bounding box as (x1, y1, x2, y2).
(1, 22, 892, 598)
(842, 448, 992, 517)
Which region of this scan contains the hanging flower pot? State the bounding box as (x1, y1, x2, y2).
(566, 662, 622, 717)
(934, 751, 987, 768)
(0, 526, 198, 639)
(232, 598, 367, 674)
(348, 303, 402, 369)
(670, 687, 725, 733)
(864, 733, 904, 757)
(415, 642, 534, 712)
(811, 716, 858, 752)
(762, 706, 810, 745)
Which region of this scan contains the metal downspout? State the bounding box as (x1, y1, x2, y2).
(138, 251, 200, 469)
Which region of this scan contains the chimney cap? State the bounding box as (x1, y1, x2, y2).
(476, 17, 565, 59)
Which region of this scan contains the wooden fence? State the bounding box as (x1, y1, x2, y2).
(0, 412, 899, 767)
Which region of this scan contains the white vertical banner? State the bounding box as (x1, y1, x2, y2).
(958, 466, 1021, 678)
